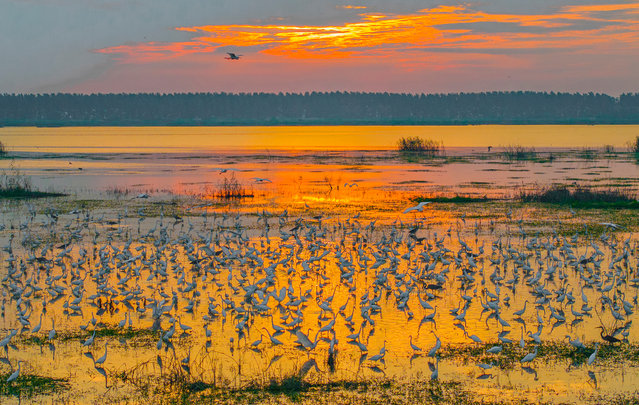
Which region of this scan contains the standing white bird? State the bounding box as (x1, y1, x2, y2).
(409, 335, 422, 352)
(94, 342, 108, 366)
(6, 361, 21, 382)
(83, 329, 97, 347)
(520, 346, 538, 363)
(428, 332, 441, 357)
(588, 343, 599, 365)
(48, 319, 56, 341)
(32, 313, 43, 334)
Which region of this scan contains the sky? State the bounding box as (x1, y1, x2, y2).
(1, 0, 639, 95)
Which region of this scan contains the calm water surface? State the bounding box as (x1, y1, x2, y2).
(1, 126, 639, 403)
(1, 125, 639, 151)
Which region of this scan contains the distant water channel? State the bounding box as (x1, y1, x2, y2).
(1, 126, 638, 200)
(1, 125, 639, 152)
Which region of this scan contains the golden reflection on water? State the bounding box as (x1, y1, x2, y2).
(1, 204, 639, 403)
(2, 125, 639, 152)
(2, 126, 639, 402)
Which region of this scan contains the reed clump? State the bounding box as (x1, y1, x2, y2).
(213, 173, 254, 199)
(0, 163, 65, 198)
(519, 184, 636, 206)
(628, 136, 639, 154)
(0, 163, 33, 197)
(502, 145, 536, 161)
(0, 373, 69, 398)
(397, 137, 443, 156)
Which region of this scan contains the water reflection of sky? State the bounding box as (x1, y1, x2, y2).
(1, 126, 639, 403)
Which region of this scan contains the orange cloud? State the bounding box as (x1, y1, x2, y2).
(337, 5, 367, 10)
(96, 3, 639, 63)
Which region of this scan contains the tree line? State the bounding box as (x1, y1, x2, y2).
(0, 91, 638, 126)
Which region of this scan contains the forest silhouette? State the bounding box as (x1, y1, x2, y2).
(1, 91, 638, 126)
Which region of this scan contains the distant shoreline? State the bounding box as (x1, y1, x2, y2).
(2, 91, 638, 126)
(2, 120, 639, 127)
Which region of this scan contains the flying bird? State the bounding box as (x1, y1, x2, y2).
(225, 53, 242, 60)
(403, 201, 431, 214)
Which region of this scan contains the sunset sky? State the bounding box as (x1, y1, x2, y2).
(2, 1, 639, 94)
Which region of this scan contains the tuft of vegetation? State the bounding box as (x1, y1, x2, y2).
(518, 184, 638, 208)
(211, 173, 254, 199)
(628, 136, 639, 154)
(0, 373, 69, 398)
(397, 137, 443, 156)
(439, 341, 639, 369)
(199, 377, 547, 405)
(502, 145, 536, 161)
(603, 144, 615, 154)
(0, 141, 6, 156)
(0, 163, 65, 199)
(21, 327, 159, 346)
(414, 195, 496, 204)
(579, 147, 597, 160)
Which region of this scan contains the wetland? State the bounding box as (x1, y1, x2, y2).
(1, 126, 639, 404)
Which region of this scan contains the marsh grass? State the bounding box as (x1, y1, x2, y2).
(502, 145, 536, 161)
(518, 184, 638, 208)
(200, 378, 541, 405)
(20, 327, 159, 346)
(579, 147, 597, 160)
(0, 373, 69, 398)
(414, 195, 495, 203)
(105, 185, 132, 197)
(0, 162, 65, 198)
(210, 173, 254, 199)
(397, 137, 443, 156)
(439, 341, 639, 370)
(0, 141, 6, 156)
(627, 136, 639, 154)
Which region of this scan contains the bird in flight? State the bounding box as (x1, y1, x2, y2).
(403, 201, 431, 214)
(225, 53, 242, 60)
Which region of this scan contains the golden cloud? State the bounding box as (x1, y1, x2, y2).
(96, 3, 639, 62)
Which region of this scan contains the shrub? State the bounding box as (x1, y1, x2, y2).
(628, 136, 639, 154)
(397, 137, 442, 156)
(0, 163, 32, 196)
(213, 173, 253, 199)
(502, 145, 536, 161)
(0, 162, 65, 198)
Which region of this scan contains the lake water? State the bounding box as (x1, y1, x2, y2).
(1, 126, 639, 200)
(2, 125, 639, 151)
(1, 126, 639, 403)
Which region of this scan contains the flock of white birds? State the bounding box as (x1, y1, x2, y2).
(0, 201, 636, 389)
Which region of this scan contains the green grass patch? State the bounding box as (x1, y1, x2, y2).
(0, 189, 66, 199)
(20, 327, 159, 345)
(439, 341, 639, 369)
(0, 162, 66, 199)
(519, 184, 637, 207)
(0, 373, 69, 398)
(501, 145, 536, 161)
(415, 195, 496, 203)
(199, 378, 526, 405)
(578, 147, 597, 160)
